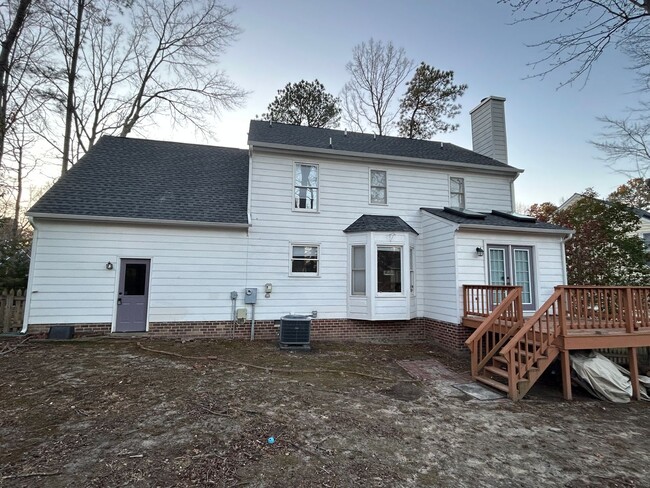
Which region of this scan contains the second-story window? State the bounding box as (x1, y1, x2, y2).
(370, 169, 387, 204)
(450, 177, 465, 209)
(294, 163, 319, 211)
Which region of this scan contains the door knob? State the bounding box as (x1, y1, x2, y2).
(117, 298, 122, 305)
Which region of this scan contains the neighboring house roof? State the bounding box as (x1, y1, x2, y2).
(343, 215, 418, 235)
(248, 120, 522, 173)
(558, 192, 650, 221)
(421, 207, 571, 234)
(28, 136, 250, 226)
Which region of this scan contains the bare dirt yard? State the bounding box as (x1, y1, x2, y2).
(1, 337, 649, 487)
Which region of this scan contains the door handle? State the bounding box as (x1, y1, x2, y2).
(117, 298, 122, 305)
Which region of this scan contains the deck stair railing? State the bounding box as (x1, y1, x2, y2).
(498, 289, 563, 400)
(463, 284, 519, 318)
(464, 284, 650, 400)
(464, 287, 523, 391)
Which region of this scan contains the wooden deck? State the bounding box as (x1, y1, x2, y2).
(463, 285, 650, 401)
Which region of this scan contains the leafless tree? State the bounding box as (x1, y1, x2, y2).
(4, 120, 40, 235)
(592, 110, 650, 177)
(341, 39, 414, 135)
(46, 0, 246, 168)
(0, 0, 33, 170)
(502, 1, 650, 86)
(118, 0, 247, 138)
(0, 1, 52, 235)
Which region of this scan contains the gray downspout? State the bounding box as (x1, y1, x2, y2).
(250, 303, 255, 340)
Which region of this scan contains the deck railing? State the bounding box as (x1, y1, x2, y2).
(463, 284, 650, 400)
(559, 286, 650, 334)
(465, 287, 523, 378)
(463, 284, 520, 318)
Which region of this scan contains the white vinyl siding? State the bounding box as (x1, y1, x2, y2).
(26, 220, 249, 326)
(26, 150, 521, 328)
(456, 231, 566, 317)
(420, 212, 459, 324)
(246, 150, 515, 320)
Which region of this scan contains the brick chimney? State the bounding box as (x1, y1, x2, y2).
(469, 96, 508, 164)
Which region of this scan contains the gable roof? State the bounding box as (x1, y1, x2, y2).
(28, 136, 250, 226)
(343, 215, 418, 235)
(248, 120, 522, 174)
(421, 208, 571, 234)
(558, 192, 650, 220)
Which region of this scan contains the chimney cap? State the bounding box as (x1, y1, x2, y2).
(469, 96, 506, 115)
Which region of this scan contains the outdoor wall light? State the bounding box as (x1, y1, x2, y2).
(475, 247, 485, 257)
(106, 261, 113, 270)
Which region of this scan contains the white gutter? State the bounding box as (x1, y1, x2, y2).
(458, 223, 574, 236)
(21, 217, 38, 334)
(250, 141, 524, 176)
(26, 212, 251, 229)
(560, 232, 574, 285)
(247, 147, 254, 229)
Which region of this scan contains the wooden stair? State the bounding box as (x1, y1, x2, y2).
(466, 288, 565, 400)
(474, 342, 560, 399)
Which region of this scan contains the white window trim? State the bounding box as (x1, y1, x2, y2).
(350, 245, 367, 296)
(292, 162, 320, 213)
(376, 245, 404, 296)
(409, 246, 415, 296)
(369, 168, 388, 205)
(449, 175, 465, 209)
(289, 243, 320, 277)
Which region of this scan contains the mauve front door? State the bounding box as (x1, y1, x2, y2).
(115, 259, 150, 332)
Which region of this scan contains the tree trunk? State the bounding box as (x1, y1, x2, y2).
(12, 143, 22, 239)
(61, 0, 85, 175)
(0, 0, 32, 169)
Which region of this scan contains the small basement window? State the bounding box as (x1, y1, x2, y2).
(291, 244, 319, 275)
(377, 246, 402, 293)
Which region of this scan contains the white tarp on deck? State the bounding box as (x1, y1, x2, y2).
(571, 351, 650, 403)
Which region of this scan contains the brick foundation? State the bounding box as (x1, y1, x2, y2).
(424, 318, 472, 355)
(27, 323, 112, 336)
(27, 317, 471, 352)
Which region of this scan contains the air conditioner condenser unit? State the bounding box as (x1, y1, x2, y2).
(279, 314, 312, 350)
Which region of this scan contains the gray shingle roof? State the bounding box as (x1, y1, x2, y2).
(28, 136, 249, 225)
(421, 208, 570, 232)
(344, 215, 418, 234)
(248, 120, 518, 170)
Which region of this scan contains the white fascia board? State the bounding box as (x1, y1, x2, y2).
(250, 141, 524, 176)
(457, 223, 574, 236)
(27, 212, 251, 230)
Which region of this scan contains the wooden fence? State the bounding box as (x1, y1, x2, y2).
(0, 289, 25, 333)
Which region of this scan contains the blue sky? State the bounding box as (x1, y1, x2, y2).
(172, 0, 640, 207)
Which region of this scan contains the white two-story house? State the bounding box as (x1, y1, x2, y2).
(22, 96, 571, 352)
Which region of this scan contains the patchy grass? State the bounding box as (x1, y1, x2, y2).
(0, 338, 649, 487)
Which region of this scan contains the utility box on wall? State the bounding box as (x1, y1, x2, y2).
(244, 288, 257, 304)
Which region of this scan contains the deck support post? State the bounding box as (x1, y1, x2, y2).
(628, 347, 641, 401)
(560, 349, 572, 401)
